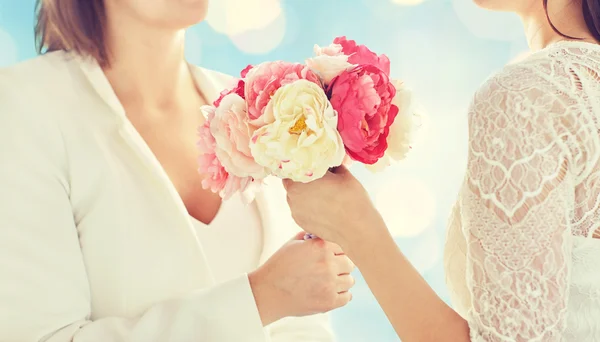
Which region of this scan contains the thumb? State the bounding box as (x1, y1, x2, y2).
(330, 164, 350, 176)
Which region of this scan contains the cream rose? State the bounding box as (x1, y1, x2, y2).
(250, 79, 345, 182)
(366, 81, 416, 172)
(210, 93, 268, 179)
(306, 44, 352, 85)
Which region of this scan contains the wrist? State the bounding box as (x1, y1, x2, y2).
(248, 267, 284, 326)
(343, 212, 391, 262)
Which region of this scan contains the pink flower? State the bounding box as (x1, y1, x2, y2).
(333, 36, 391, 76)
(197, 106, 255, 199)
(328, 64, 399, 165)
(210, 94, 268, 179)
(244, 61, 321, 120)
(314, 43, 344, 56)
(306, 43, 352, 85)
(213, 79, 245, 107)
(212, 65, 254, 107)
(240, 64, 254, 78)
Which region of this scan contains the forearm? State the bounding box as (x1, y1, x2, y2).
(345, 222, 470, 342)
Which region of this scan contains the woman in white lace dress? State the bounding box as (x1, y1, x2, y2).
(283, 0, 600, 341)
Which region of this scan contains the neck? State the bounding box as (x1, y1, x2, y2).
(102, 10, 197, 110)
(519, 0, 597, 51)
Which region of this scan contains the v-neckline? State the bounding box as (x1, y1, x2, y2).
(190, 197, 227, 227)
(76, 53, 223, 228)
(74, 52, 278, 267)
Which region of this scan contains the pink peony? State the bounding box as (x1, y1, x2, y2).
(328, 64, 399, 165)
(213, 79, 245, 107)
(210, 94, 268, 179)
(333, 36, 391, 76)
(314, 43, 344, 57)
(240, 64, 254, 78)
(244, 61, 321, 120)
(197, 106, 255, 200)
(306, 43, 352, 85)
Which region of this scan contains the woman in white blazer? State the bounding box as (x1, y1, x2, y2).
(0, 0, 356, 341)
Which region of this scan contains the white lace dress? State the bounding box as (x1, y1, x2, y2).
(444, 41, 600, 341)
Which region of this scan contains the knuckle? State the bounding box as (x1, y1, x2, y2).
(345, 292, 353, 304)
(346, 275, 356, 288)
(344, 256, 356, 271)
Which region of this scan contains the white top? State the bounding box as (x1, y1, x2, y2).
(444, 41, 600, 341)
(0, 51, 334, 342)
(192, 194, 263, 282)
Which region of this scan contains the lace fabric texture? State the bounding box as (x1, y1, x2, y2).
(444, 41, 600, 341)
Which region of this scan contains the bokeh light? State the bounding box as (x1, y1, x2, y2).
(205, 0, 282, 36)
(205, 0, 285, 54)
(452, 0, 524, 42)
(402, 228, 442, 274)
(229, 12, 286, 54)
(375, 176, 437, 238)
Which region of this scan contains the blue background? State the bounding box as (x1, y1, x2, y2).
(0, 0, 528, 340)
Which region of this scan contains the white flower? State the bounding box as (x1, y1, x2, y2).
(306, 43, 353, 85)
(314, 43, 344, 56)
(250, 79, 345, 182)
(210, 94, 268, 179)
(366, 80, 416, 172)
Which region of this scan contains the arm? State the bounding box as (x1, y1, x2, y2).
(346, 73, 574, 341)
(0, 76, 268, 342)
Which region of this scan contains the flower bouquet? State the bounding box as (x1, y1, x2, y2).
(197, 36, 417, 200)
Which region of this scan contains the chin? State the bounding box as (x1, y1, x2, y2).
(160, 0, 209, 29)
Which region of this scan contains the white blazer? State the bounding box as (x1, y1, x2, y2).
(0, 51, 334, 342)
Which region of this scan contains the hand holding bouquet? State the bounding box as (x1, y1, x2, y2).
(197, 37, 417, 200)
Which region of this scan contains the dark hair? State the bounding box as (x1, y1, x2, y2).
(35, 0, 110, 66)
(544, 0, 600, 41)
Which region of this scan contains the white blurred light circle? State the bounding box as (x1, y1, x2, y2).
(206, 0, 282, 36)
(452, 0, 524, 41)
(391, 0, 427, 5)
(0, 28, 17, 67)
(230, 12, 286, 54)
(404, 229, 441, 274)
(375, 177, 437, 237)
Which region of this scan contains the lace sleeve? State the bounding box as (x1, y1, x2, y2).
(461, 66, 575, 342)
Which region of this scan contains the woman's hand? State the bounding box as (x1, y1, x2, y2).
(282, 166, 388, 252)
(249, 232, 355, 326)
